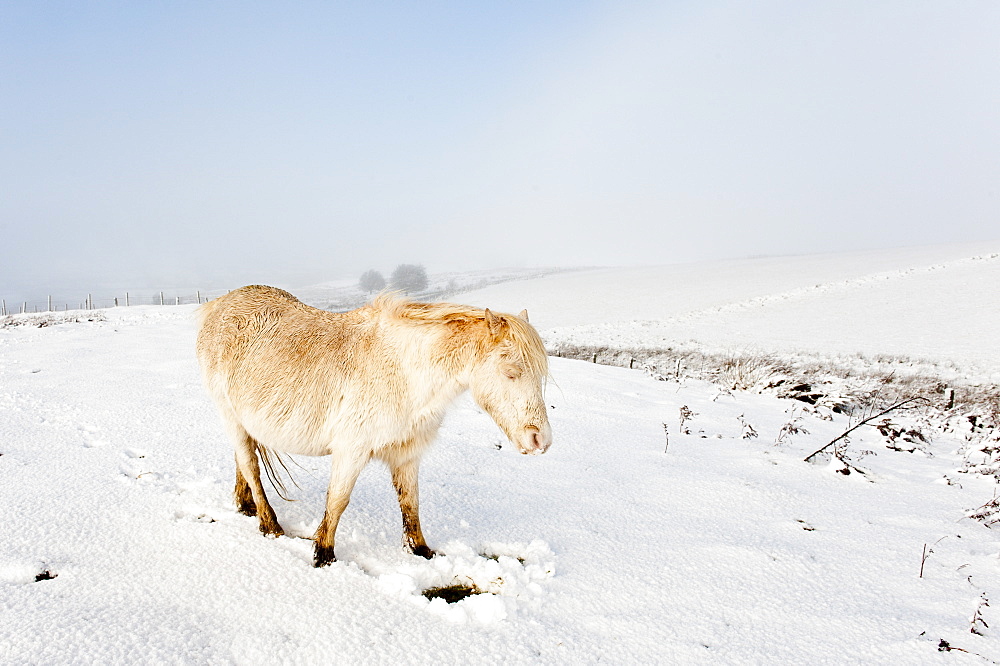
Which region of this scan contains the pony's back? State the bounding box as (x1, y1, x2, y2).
(196, 286, 383, 455)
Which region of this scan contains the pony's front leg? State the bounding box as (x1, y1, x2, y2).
(313, 450, 369, 567)
(390, 454, 433, 559)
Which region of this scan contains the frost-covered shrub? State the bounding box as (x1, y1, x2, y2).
(718, 352, 779, 391)
(1, 311, 107, 329)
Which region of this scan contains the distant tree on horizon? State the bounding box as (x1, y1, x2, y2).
(390, 264, 428, 293)
(359, 269, 386, 294)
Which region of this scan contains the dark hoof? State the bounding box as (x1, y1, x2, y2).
(313, 545, 337, 568)
(236, 502, 257, 517)
(258, 521, 284, 538)
(412, 544, 435, 560)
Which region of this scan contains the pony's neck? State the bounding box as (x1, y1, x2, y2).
(386, 319, 485, 411)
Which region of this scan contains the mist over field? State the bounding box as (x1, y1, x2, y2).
(3, 1, 999, 303)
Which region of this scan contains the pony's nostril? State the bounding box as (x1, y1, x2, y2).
(521, 428, 550, 454)
(537, 431, 552, 452)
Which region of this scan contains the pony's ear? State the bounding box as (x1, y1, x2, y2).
(484, 308, 504, 337)
(518, 309, 529, 322)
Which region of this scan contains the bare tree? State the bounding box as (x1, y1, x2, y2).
(390, 264, 428, 293)
(359, 269, 386, 294)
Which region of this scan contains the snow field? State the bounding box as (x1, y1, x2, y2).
(2, 242, 1000, 663)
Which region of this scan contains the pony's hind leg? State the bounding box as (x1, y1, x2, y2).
(227, 421, 283, 537)
(234, 464, 256, 516)
(388, 452, 433, 559)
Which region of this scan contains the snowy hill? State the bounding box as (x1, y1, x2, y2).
(2, 244, 999, 663)
(457, 242, 1000, 377)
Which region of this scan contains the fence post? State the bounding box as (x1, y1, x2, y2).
(197, 290, 201, 304)
(159, 292, 164, 306)
(175, 296, 179, 305)
(47, 295, 52, 312)
(22, 302, 26, 314)
(1, 299, 5, 316)
(125, 292, 130, 307)
(114, 297, 119, 307)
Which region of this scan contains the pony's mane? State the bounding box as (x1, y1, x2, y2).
(370, 293, 548, 376)
(371, 292, 484, 323)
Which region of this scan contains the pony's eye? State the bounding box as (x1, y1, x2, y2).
(504, 367, 521, 380)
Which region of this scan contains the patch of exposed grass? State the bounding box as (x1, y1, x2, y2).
(421, 582, 484, 604)
(481, 552, 525, 565)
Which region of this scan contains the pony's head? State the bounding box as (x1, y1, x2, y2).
(469, 308, 552, 455)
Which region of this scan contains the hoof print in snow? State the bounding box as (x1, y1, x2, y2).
(174, 510, 216, 524)
(34, 569, 57, 582)
(79, 424, 108, 448)
(796, 520, 816, 531)
(422, 581, 485, 604)
(120, 464, 157, 482)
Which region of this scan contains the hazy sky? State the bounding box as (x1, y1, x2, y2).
(3, 1, 998, 297)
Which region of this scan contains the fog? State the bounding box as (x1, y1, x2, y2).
(3, 1, 998, 301)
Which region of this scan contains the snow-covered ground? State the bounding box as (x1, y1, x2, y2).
(2, 244, 999, 663)
(459, 242, 1000, 378)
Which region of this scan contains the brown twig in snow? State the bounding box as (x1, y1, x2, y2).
(804, 396, 930, 464)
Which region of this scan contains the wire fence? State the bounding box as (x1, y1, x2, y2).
(3, 268, 585, 317)
(1, 290, 231, 316)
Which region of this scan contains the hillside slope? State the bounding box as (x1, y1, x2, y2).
(459, 242, 1000, 377)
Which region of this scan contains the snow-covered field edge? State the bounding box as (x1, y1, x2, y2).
(546, 338, 1000, 501)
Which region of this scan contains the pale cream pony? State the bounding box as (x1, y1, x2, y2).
(196, 285, 551, 567)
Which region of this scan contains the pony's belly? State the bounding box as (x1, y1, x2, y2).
(239, 411, 333, 457)
(232, 396, 439, 458)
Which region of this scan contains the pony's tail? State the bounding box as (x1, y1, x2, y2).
(256, 444, 301, 502)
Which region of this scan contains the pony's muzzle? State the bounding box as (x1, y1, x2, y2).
(518, 425, 552, 455)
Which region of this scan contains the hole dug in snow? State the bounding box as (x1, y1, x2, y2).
(372, 539, 555, 624)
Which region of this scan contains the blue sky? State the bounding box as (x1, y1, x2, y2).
(3, 1, 998, 298)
